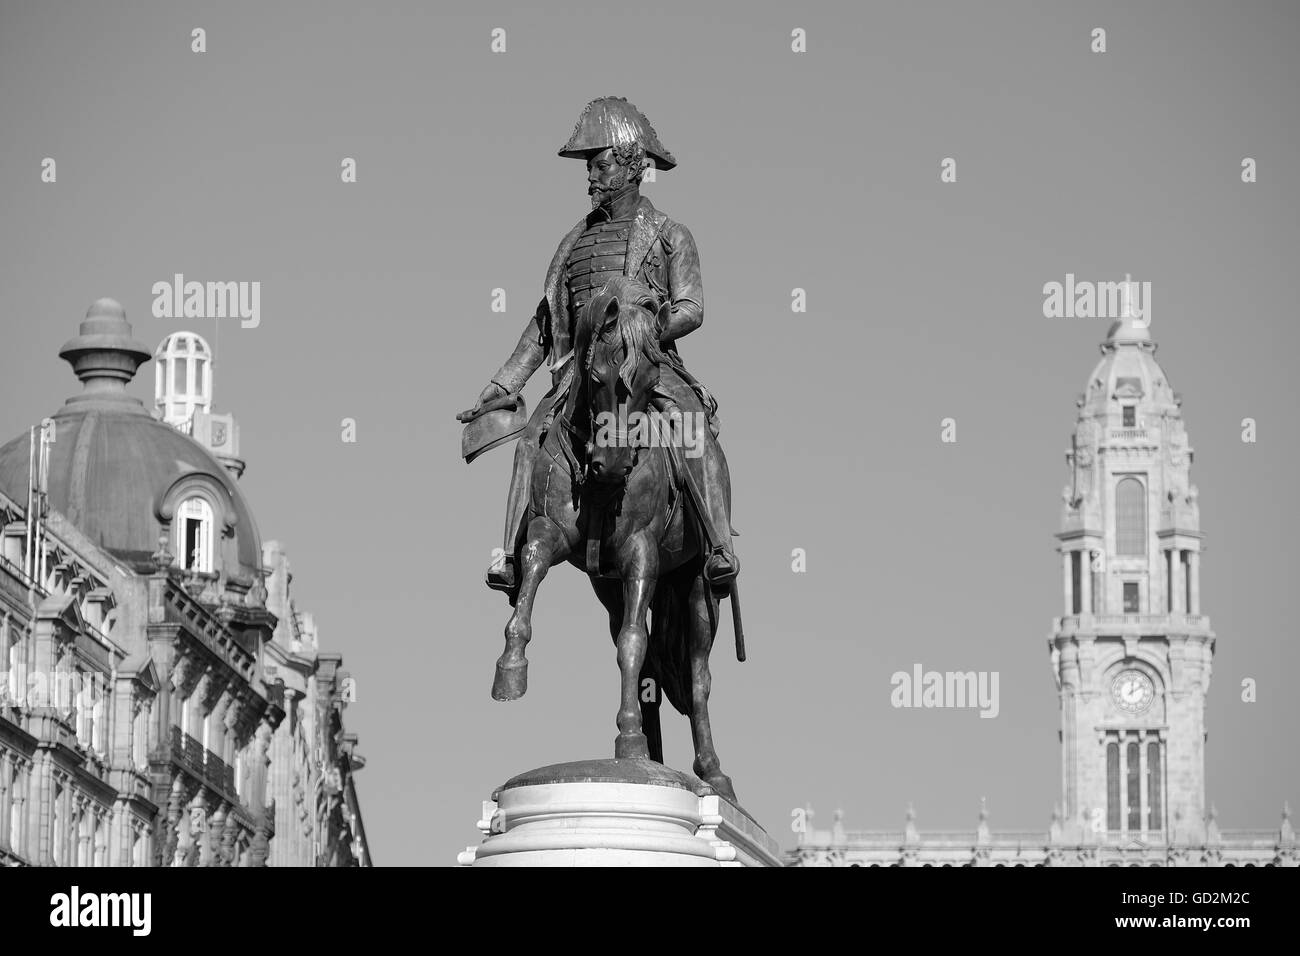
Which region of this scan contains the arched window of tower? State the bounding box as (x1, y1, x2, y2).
(1115, 477, 1146, 555)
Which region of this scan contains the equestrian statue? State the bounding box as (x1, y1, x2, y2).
(457, 96, 744, 802)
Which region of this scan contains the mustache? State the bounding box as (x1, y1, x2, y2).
(588, 176, 629, 196)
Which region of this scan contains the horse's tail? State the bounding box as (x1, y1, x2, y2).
(648, 567, 701, 718)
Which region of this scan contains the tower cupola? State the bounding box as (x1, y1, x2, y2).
(154, 331, 213, 431)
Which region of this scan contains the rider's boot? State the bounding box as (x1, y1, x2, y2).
(700, 473, 739, 597)
(687, 408, 738, 595)
(654, 389, 738, 596)
(487, 433, 539, 596)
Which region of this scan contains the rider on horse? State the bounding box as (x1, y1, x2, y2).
(458, 96, 739, 597)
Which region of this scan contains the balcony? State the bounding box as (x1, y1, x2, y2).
(170, 726, 204, 777)
(185, 734, 204, 769)
(205, 752, 228, 790)
(169, 726, 236, 797)
(1108, 428, 1149, 442)
(1055, 613, 1210, 635)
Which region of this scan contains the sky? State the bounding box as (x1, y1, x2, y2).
(1, 0, 1297, 865)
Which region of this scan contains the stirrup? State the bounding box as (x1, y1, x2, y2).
(485, 554, 518, 594)
(703, 546, 738, 593)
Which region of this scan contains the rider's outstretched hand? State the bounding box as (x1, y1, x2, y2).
(457, 382, 507, 422)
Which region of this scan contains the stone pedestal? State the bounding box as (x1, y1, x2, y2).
(457, 758, 781, 867)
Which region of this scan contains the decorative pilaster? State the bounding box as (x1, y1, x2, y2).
(161, 773, 183, 866)
(1080, 549, 1092, 616)
(0, 749, 10, 853)
(205, 801, 226, 867)
(1171, 550, 1185, 613)
(1061, 551, 1072, 616)
(221, 805, 240, 866)
(1189, 551, 1201, 614)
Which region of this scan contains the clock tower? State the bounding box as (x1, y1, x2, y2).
(1050, 313, 1214, 846)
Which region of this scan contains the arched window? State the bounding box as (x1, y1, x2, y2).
(1147, 742, 1162, 830)
(4, 623, 21, 703)
(1126, 741, 1141, 830)
(177, 497, 214, 572)
(1115, 477, 1146, 555)
(1106, 742, 1120, 830)
(8, 764, 21, 850)
(52, 784, 64, 865)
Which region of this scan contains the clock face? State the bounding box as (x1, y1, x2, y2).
(1111, 670, 1155, 714)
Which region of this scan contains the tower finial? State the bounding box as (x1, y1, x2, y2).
(57, 298, 152, 405)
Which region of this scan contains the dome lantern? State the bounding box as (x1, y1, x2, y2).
(154, 331, 213, 431)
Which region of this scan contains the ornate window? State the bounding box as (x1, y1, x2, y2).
(8, 762, 20, 850)
(1071, 551, 1082, 615)
(1105, 730, 1165, 836)
(3, 623, 21, 705)
(1123, 582, 1140, 613)
(1122, 405, 1136, 427)
(1106, 743, 1120, 831)
(52, 784, 64, 865)
(132, 700, 149, 769)
(76, 674, 96, 751)
(1115, 477, 1146, 555)
(178, 497, 214, 572)
(1126, 741, 1141, 830)
(1147, 743, 1162, 829)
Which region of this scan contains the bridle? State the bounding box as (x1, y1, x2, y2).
(557, 297, 661, 489)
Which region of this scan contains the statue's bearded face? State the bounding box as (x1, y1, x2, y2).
(586, 147, 640, 207)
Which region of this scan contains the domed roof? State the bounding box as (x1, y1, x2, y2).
(1079, 315, 1177, 418)
(0, 299, 262, 579)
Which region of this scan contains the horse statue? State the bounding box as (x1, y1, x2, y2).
(487, 276, 742, 804)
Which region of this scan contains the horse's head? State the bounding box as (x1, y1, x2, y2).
(573, 277, 671, 484)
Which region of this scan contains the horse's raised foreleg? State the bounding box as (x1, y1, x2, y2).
(613, 535, 656, 759)
(492, 516, 567, 701)
(686, 572, 737, 803)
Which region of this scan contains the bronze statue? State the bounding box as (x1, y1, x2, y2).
(457, 97, 743, 802)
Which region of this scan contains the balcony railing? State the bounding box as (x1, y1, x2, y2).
(169, 725, 239, 798)
(205, 752, 228, 789)
(1057, 613, 1209, 631)
(1108, 428, 1149, 441)
(184, 735, 204, 770)
(170, 726, 198, 773)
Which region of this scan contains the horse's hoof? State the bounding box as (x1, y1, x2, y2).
(614, 732, 649, 759)
(491, 659, 528, 701)
(704, 773, 738, 806)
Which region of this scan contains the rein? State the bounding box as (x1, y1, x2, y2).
(576, 309, 660, 577)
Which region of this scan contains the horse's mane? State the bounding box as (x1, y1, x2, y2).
(566, 277, 668, 424)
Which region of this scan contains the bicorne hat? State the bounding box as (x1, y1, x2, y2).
(558, 96, 676, 170)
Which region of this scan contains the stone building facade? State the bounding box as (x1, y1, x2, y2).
(789, 315, 1296, 867)
(0, 299, 369, 866)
